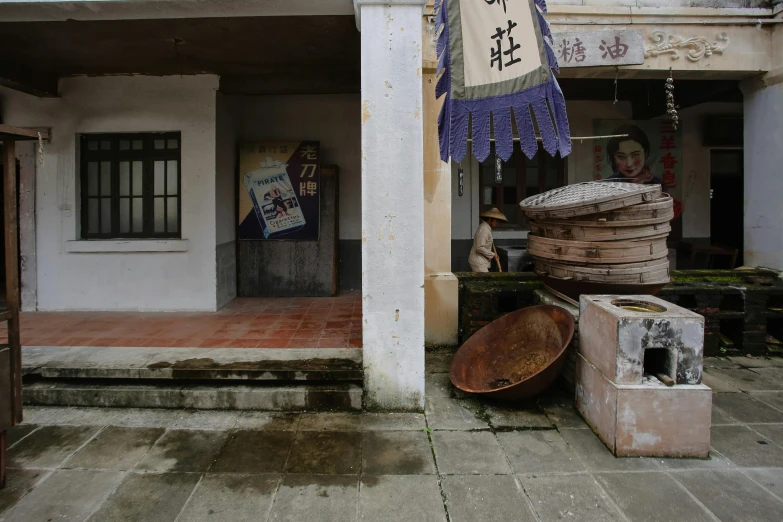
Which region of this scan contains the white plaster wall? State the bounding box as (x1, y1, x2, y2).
(359, 2, 425, 410)
(742, 80, 783, 270)
(450, 99, 742, 241)
(0, 75, 220, 311)
(235, 94, 362, 240)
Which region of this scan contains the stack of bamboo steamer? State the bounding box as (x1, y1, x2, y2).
(519, 181, 674, 299)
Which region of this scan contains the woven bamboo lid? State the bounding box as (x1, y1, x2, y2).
(520, 182, 662, 220)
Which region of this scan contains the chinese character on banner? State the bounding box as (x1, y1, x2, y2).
(599, 36, 629, 60)
(434, 0, 571, 163)
(592, 120, 682, 219)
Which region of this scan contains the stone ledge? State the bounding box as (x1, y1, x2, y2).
(66, 239, 189, 253)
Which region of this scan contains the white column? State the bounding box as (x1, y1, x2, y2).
(356, 0, 427, 410)
(741, 75, 783, 269)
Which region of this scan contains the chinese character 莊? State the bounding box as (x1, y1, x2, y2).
(490, 20, 521, 71)
(300, 182, 317, 197)
(484, 0, 507, 13)
(300, 145, 318, 160)
(599, 36, 629, 60)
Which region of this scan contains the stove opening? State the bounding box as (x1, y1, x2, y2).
(643, 347, 675, 381)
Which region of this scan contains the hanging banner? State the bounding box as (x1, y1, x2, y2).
(592, 120, 683, 218)
(435, 0, 571, 164)
(238, 141, 320, 240)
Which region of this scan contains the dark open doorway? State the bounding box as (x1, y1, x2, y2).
(710, 149, 744, 267)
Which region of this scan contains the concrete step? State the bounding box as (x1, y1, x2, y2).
(22, 346, 362, 382)
(23, 381, 362, 411)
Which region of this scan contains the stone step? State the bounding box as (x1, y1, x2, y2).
(22, 346, 362, 382)
(23, 381, 362, 411)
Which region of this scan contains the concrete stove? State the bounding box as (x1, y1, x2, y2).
(576, 294, 712, 458)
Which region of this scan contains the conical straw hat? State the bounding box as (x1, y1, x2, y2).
(480, 208, 508, 222)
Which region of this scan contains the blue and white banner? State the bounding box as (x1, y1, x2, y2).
(435, 0, 571, 163)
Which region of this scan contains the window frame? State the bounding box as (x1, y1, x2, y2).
(79, 132, 182, 240)
(479, 142, 567, 230)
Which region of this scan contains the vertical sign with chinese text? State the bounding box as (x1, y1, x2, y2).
(238, 141, 320, 240)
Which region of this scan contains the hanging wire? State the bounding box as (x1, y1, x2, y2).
(613, 66, 619, 105)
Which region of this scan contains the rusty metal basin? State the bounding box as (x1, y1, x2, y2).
(449, 305, 575, 400)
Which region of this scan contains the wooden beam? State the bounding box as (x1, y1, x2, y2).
(0, 125, 49, 142)
(3, 140, 21, 425)
(0, 61, 59, 98)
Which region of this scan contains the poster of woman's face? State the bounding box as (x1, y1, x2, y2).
(593, 119, 683, 218)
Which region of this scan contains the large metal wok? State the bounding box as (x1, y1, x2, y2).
(450, 305, 575, 400)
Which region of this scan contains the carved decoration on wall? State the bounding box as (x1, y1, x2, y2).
(644, 32, 729, 62)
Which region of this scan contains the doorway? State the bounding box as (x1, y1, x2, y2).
(710, 150, 743, 267)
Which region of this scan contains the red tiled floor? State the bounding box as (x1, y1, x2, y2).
(2, 292, 362, 349)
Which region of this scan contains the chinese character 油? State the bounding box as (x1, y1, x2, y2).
(484, 0, 507, 13)
(300, 182, 317, 197)
(490, 20, 522, 71)
(300, 145, 318, 160)
(599, 36, 629, 60)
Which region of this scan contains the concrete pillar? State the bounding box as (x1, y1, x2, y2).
(422, 13, 458, 347)
(356, 0, 427, 410)
(741, 74, 783, 270)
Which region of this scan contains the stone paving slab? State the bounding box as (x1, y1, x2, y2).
(673, 470, 783, 522)
(751, 391, 783, 412)
(558, 427, 665, 472)
(482, 400, 553, 429)
(424, 397, 489, 431)
(209, 430, 294, 474)
(8, 425, 102, 469)
(87, 471, 202, 522)
(520, 474, 625, 521)
(0, 469, 50, 516)
(713, 393, 783, 424)
(425, 372, 453, 398)
(362, 431, 436, 475)
(269, 474, 359, 522)
(710, 425, 783, 467)
(749, 424, 783, 447)
(359, 475, 447, 522)
(744, 468, 783, 499)
(285, 431, 362, 475)
(176, 473, 280, 522)
(497, 430, 585, 474)
(4, 424, 38, 447)
(360, 413, 426, 431)
(0, 470, 124, 522)
(234, 412, 301, 431)
(594, 472, 715, 522)
(135, 429, 229, 473)
(441, 475, 536, 522)
(298, 412, 362, 431)
(63, 426, 165, 471)
(431, 431, 511, 475)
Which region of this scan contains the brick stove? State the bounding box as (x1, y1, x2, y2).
(576, 294, 712, 458)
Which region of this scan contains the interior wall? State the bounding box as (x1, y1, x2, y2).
(233, 93, 362, 289)
(215, 93, 241, 307)
(0, 75, 220, 311)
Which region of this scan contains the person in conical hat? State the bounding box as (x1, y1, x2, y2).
(468, 208, 507, 272)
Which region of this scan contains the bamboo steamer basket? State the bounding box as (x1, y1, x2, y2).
(534, 258, 670, 284)
(520, 181, 661, 221)
(526, 234, 669, 264)
(570, 194, 674, 225)
(529, 221, 671, 242)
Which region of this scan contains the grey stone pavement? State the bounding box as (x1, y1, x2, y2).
(3, 353, 783, 521)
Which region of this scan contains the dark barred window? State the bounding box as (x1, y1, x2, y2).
(80, 132, 181, 239)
